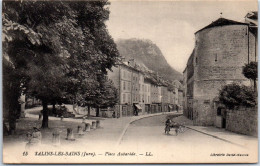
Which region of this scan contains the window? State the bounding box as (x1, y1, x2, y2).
(217, 108, 221, 116)
(123, 70, 125, 78)
(128, 82, 131, 90)
(148, 96, 150, 103)
(128, 94, 131, 102)
(123, 94, 126, 103)
(123, 81, 126, 90)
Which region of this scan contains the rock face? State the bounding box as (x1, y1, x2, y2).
(116, 39, 182, 81)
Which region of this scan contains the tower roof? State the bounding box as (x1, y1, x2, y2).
(195, 18, 248, 34)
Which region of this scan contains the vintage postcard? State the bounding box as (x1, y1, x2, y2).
(2, 0, 258, 164)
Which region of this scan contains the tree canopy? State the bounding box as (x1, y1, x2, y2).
(3, 0, 119, 129)
(242, 61, 258, 91)
(219, 83, 256, 109)
(243, 62, 258, 81)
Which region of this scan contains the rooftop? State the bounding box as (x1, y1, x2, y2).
(245, 11, 258, 20)
(195, 17, 248, 34)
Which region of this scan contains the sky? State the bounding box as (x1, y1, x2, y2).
(106, 0, 257, 73)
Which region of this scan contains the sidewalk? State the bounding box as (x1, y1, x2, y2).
(185, 125, 258, 149)
(168, 115, 257, 149)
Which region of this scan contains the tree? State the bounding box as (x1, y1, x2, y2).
(3, 1, 77, 128)
(219, 83, 256, 109)
(93, 77, 118, 117)
(243, 62, 258, 92)
(3, 0, 119, 129)
(3, 57, 22, 134)
(2, 8, 43, 133)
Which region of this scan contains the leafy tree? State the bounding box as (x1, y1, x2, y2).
(243, 62, 258, 91)
(93, 76, 118, 117)
(2, 9, 43, 133)
(3, 58, 23, 134)
(3, 0, 119, 129)
(219, 83, 256, 109)
(3, 1, 77, 128)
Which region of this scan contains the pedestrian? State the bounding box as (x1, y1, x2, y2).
(112, 111, 116, 118)
(136, 109, 139, 116)
(38, 112, 42, 120)
(165, 118, 172, 134)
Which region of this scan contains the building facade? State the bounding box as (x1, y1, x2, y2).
(183, 17, 258, 126)
(161, 86, 169, 112)
(108, 59, 180, 117)
(108, 62, 136, 117)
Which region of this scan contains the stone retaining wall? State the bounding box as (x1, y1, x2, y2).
(226, 107, 257, 136)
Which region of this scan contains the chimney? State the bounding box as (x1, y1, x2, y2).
(128, 59, 134, 66)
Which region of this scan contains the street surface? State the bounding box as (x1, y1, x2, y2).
(3, 110, 258, 163)
(119, 115, 258, 163)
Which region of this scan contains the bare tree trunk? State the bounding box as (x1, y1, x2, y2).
(96, 107, 100, 117)
(8, 89, 19, 135)
(254, 79, 257, 92)
(8, 110, 16, 135)
(41, 100, 48, 128)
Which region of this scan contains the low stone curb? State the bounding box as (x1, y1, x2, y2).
(185, 126, 246, 149)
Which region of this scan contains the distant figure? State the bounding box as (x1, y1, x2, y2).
(112, 111, 116, 118)
(165, 118, 172, 134)
(38, 112, 42, 120)
(117, 111, 120, 118)
(134, 109, 139, 116)
(165, 118, 172, 126)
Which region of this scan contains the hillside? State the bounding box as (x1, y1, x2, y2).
(116, 39, 182, 82)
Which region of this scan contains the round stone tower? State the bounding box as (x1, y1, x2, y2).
(192, 18, 257, 126)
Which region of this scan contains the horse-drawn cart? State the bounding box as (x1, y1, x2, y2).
(165, 122, 186, 135)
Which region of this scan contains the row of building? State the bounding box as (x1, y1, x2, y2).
(183, 12, 258, 127)
(107, 60, 183, 117)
